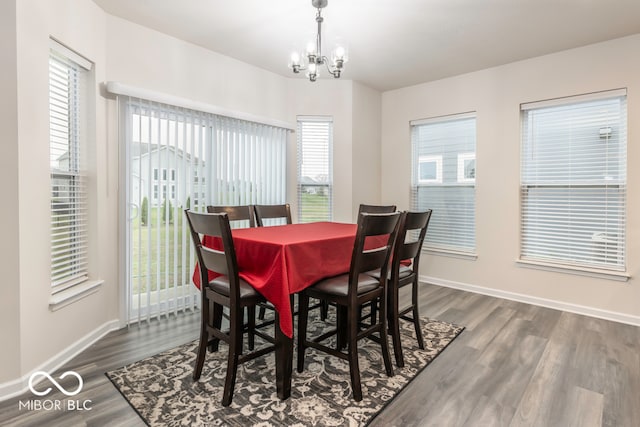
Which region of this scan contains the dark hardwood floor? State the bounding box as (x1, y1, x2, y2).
(1, 284, 638, 426)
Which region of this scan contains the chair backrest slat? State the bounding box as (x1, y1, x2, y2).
(391, 210, 432, 280)
(350, 212, 401, 296)
(200, 246, 230, 277)
(358, 204, 397, 216)
(254, 204, 292, 227)
(207, 205, 256, 228)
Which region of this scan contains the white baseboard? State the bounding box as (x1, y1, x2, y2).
(0, 319, 121, 402)
(421, 275, 640, 327)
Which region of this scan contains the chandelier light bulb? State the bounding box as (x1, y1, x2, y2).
(334, 46, 345, 60)
(290, 52, 301, 65)
(306, 42, 316, 56)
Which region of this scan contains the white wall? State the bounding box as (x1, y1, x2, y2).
(105, 15, 290, 123)
(0, 0, 21, 383)
(351, 82, 382, 221)
(381, 34, 640, 321)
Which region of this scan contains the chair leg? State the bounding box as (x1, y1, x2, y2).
(388, 286, 405, 367)
(222, 310, 242, 407)
(347, 305, 362, 401)
(209, 302, 223, 353)
(258, 306, 266, 320)
(411, 278, 425, 349)
(337, 305, 348, 350)
(247, 306, 256, 351)
(193, 299, 210, 381)
(320, 300, 329, 320)
(378, 295, 394, 378)
(296, 292, 310, 373)
(370, 300, 378, 327)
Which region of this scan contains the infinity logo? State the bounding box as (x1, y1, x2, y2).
(28, 371, 83, 397)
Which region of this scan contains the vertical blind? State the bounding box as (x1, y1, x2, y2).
(297, 116, 333, 222)
(520, 90, 627, 270)
(411, 113, 476, 253)
(49, 42, 91, 292)
(124, 97, 288, 323)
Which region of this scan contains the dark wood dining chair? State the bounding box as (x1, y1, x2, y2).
(358, 203, 397, 215)
(373, 210, 432, 367)
(207, 205, 256, 228)
(254, 204, 292, 227)
(206, 204, 263, 343)
(296, 211, 401, 401)
(185, 210, 277, 406)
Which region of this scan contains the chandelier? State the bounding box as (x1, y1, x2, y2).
(288, 0, 347, 82)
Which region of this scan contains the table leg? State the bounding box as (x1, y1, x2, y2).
(275, 296, 294, 400)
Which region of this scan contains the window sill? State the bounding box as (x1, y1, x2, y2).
(49, 279, 104, 311)
(516, 259, 629, 282)
(423, 248, 478, 261)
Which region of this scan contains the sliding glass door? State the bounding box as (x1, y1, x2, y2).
(121, 97, 288, 323)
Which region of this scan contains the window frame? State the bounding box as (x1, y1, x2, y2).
(49, 39, 99, 302)
(518, 89, 628, 277)
(297, 116, 333, 223)
(418, 155, 443, 184)
(411, 112, 477, 256)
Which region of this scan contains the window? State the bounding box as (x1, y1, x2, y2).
(418, 155, 442, 184)
(49, 40, 92, 292)
(411, 113, 476, 254)
(153, 168, 158, 180)
(297, 116, 333, 223)
(520, 90, 627, 271)
(457, 153, 476, 183)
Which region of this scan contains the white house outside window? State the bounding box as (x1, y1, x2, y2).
(49, 40, 92, 293)
(411, 113, 476, 254)
(520, 90, 627, 273)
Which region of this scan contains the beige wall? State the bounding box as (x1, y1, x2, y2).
(0, 0, 21, 383)
(381, 34, 640, 320)
(351, 82, 382, 221)
(105, 15, 290, 122)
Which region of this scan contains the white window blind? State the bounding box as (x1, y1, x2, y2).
(411, 113, 476, 253)
(297, 116, 333, 222)
(520, 90, 627, 271)
(49, 42, 91, 292)
(124, 97, 288, 323)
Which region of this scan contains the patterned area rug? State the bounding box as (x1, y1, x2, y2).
(106, 312, 464, 426)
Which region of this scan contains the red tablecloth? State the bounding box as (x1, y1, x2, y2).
(193, 222, 363, 338)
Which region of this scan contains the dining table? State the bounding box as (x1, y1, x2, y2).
(192, 221, 367, 400)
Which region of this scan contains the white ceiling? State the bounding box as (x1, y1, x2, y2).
(92, 0, 640, 91)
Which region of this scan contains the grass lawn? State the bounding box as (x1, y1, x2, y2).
(131, 206, 192, 294)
